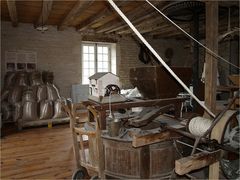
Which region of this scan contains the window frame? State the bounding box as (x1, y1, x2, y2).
(81, 41, 115, 84)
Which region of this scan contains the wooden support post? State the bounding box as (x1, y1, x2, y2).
(204, 1, 219, 178)
(204, 1, 218, 116)
(175, 150, 222, 176)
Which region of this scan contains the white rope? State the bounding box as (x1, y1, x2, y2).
(188, 117, 212, 137)
(146, 0, 240, 70)
(107, 0, 216, 118)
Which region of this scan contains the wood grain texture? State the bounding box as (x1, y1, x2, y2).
(103, 139, 175, 179)
(209, 110, 237, 179)
(35, 0, 53, 27)
(58, 0, 94, 30)
(1, 1, 238, 38)
(1, 125, 76, 179)
(204, 2, 219, 178)
(6, 0, 18, 26)
(204, 1, 219, 117)
(175, 150, 222, 176)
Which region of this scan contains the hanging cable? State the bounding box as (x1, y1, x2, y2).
(107, 0, 216, 118)
(145, 0, 240, 70)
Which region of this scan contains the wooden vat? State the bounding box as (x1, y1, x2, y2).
(129, 66, 192, 99)
(103, 138, 176, 179)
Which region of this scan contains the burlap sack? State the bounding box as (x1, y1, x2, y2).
(39, 100, 53, 120)
(22, 101, 38, 121)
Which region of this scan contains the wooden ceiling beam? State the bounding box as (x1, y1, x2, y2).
(35, 0, 53, 28)
(117, 17, 166, 35)
(117, 10, 205, 35)
(106, 9, 161, 34)
(96, 1, 166, 34)
(81, 1, 132, 31)
(150, 15, 238, 38)
(58, 0, 94, 31)
(76, 5, 113, 32)
(6, 0, 18, 27)
(95, 3, 148, 33)
(149, 24, 189, 36)
(153, 27, 190, 39)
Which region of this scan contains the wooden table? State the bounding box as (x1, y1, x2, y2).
(82, 97, 186, 178)
(83, 97, 186, 129)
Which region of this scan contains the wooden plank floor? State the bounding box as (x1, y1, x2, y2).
(1, 124, 77, 179)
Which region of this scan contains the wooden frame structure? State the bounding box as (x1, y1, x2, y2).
(81, 97, 185, 178)
(62, 102, 99, 177)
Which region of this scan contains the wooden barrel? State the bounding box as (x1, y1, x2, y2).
(103, 138, 176, 179)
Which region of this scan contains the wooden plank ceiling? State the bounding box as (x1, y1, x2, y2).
(1, 0, 239, 39)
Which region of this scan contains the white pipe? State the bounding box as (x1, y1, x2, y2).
(107, 0, 216, 118)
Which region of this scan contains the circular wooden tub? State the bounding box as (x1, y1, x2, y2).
(102, 137, 176, 179)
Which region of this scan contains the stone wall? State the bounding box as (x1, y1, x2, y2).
(1, 21, 192, 97)
(1, 22, 82, 97)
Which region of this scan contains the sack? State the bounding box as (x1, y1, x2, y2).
(8, 86, 24, 105)
(15, 72, 29, 86)
(29, 71, 43, 86)
(42, 71, 54, 84)
(4, 71, 16, 88)
(22, 101, 38, 121)
(1, 89, 9, 102)
(1, 101, 13, 121)
(22, 87, 36, 102)
(39, 100, 53, 120)
(37, 85, 47, 102)
(32, 85, 38, 101)
(47, 84, 60, 101)
(13, 102, 22, 122)
(53, 99, 67, 118)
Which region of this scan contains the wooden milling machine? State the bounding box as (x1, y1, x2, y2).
(99, 66, 239, 179)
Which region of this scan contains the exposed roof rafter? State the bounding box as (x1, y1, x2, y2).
(35, 0, 53, 28)
(76, 5, 112, 32)
(58, 0, 94, 31)
(6, 0, 18, 27)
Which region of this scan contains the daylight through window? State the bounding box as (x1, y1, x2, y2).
(82, 42, 116, 84)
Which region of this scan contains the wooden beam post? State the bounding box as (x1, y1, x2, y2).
(204, 1, 218, 116)
(204, 1, 219, 179)
(132, 131, 180, 147)
(58, 0, 94, 31)
(175, 150, 222, 176)
(6, 0, 18, 27)
(35, 0, 53, 28)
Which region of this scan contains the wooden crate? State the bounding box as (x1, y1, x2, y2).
(130, 66, 192, 99)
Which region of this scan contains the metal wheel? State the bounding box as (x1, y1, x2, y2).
(90, 175, 99, 180)
(72, 168, 86, 180)
(220, 112, 240, 179)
